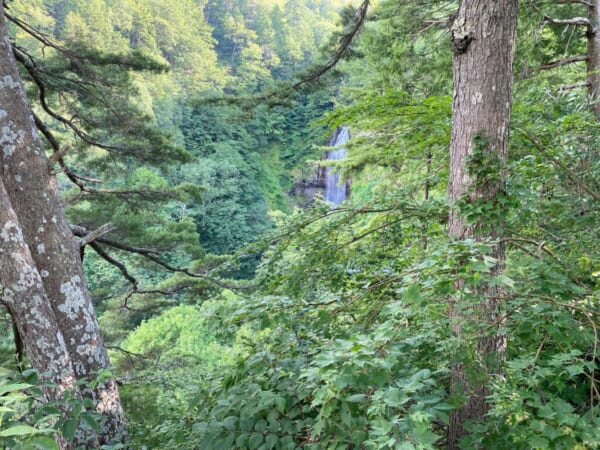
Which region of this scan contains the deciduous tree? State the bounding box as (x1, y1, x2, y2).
(447, 1, 518, 446)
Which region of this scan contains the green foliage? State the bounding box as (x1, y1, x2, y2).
(10, 0, 600, 449)
(177, 92, 333, 256)
(0, 373, 57, 450)
(175, 1, 600, 448)
(461, 257, 600, 449)
(110, 299, 248, 449)
(0, 368, 110, 449)
(205, 0, 346, 82)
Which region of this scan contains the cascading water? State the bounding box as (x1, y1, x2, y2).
(324, 126, 350, 205)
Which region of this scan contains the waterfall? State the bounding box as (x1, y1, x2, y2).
(324, 126, 350, 205)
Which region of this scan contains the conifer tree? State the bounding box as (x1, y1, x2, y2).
(0, 2, 124, 446)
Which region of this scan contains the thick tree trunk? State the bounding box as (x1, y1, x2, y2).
(447, 1, 518, 447)
(0, 181, 86, 450)
(0, 180, 74, 406)
(0, 3, 124, 444)
(587, 0, 600, 118)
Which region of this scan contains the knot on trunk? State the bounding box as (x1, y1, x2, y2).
(451, 13, 474, 55)
(452, 32, 474, 54)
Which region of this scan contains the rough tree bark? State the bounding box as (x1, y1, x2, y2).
(0, 2, 124, 446)
(587, 0, 600, 118)
(447, 1, 518, 447)
(0, 181, 80, 450)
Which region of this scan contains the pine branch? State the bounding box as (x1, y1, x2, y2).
(289, 0, 370, 91)
(13, 46, 149, 155)
(35, 111, 175, 200)
(71, 224, 253, 291)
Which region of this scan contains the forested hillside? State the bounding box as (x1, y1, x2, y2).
(1, 0, 600, 449)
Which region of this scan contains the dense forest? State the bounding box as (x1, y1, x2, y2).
(1, 0, 600, 449)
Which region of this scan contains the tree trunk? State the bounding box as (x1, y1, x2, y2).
(0, 181, 79, 450)
(0, 3, 124, 445)
(587, 0, 600, 118)
(447, 1, 518, 447)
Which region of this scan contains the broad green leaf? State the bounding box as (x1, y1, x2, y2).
(346, 394, 368, 403)
(265, 434, 278, 449)
(22, 436, 59, 450)
(340, 401, 352, 427)
(0, 424, 38, 437)
(60, 419, 78, 441)
(80, 412, 99, 431)
(0, 384, 32, 395)
(223, 416, 237, 431)
(248, 432, 263, 449)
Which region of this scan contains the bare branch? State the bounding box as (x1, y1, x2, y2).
(5, 12, 71, 57)
(556, 0, 593, 6)
(424, 18, 450, 26)
(103, 345, 145, 362)
(77, 223, 116, 247)
(31, 112, 91, 192)
(517, 129, 600, 203)
(543, 15, 591, 26)
(71, 224, 253, 291)
(70, 225, 161, 255)
(557, 81, 590, 91)
(540, 55, 588, 70)
(500, 237, 558, 260)
(46, 144, 70, 170)
(89, 241, 138, 289)
(142, 254, 254, 290)
(88, 240, 195, 310)
(291, 0, 369, 90)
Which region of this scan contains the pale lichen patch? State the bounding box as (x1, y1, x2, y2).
(1, 125, 17, 143)
(16, 267, 40, 292)
(2, 287, 14, 303)
(1, 221, 24, 243)
(17, 129, 26, 144)
(57, 275, 86, 320)
(0, 75, 19, 90)
(471, 92, 483, 105)
(2, 144, 15, 157)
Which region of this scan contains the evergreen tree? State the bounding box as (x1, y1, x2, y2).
(0, 4, 124, 446)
